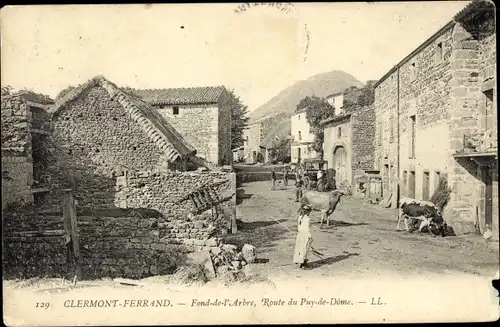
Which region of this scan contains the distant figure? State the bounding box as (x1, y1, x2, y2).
(271, 168, 276, 191)
(317, 169, 323, 181)
(295, 175, 304, 202)
(283, 167, 289, 186)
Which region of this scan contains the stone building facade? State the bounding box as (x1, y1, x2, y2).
(373, 0, 497, 237)
(1, 92, 54, 211)
(322, 105, 375, 185)
(132, 86, 233, 166)
(242, 122, 265, 163)
(290, 110, 317, 164)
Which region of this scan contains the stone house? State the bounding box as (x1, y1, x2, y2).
(1, 91, 54, 211)
(290, 109, 317, 164)
(131, 86, 232, 166)
(242, 122, 265, 163)
(373, 0, 497, 237)
(45, 75, 198, 209)
(321, 105, 375, 185)
(325, 92, 344, 115)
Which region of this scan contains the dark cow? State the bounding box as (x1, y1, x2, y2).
(397, 198, 444, 236)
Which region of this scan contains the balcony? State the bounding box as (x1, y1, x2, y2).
(453, 129, 497, 165)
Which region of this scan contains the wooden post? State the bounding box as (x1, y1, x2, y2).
(62, 189, 82, 281)
(230, 172, 237, 234)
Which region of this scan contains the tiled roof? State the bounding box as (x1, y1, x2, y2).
(130, 86, 226, 106)
(50, 76, 197, 163)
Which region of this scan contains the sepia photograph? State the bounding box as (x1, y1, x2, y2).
(1, 1, 498, 325)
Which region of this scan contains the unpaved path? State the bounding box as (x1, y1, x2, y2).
(224, 181, 499, 279)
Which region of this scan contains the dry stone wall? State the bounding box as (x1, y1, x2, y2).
(351, 105, 375, 172)
(1, 95, 34, 208)
(2, 208, 195, 279)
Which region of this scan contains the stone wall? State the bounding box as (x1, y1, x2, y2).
(399, 26, 454, 202)
(114, 169, 234, 236)
(155, 104, 220, 165)
(374, 70, 399, 200)
(2, 208, 216, 279)
(1, 95, 34, 209)
(351, 105, 376, 172)
(446, 13, 497, 235)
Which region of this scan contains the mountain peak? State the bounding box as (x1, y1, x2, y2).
(249, 70, 363, 123)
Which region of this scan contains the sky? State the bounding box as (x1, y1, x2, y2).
(1, 1, 470, 111)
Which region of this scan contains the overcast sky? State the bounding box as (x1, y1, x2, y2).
(1, 1, 469, 111)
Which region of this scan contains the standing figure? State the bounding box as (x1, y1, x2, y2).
(283, 167, 289, 186)
(293, 205, 313, 269)
(271, 168, 276, 191)
(295, 175, 304, 202)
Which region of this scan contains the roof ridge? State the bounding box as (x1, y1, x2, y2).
(50, 75, 196, 163)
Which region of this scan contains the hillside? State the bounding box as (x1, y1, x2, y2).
(249, 70, 364, 124)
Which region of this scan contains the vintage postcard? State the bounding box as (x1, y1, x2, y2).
(1, 1, 498, 325)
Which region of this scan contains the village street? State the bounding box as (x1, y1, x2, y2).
(225, 181, 499, 280)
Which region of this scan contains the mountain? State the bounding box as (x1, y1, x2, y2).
(249, 70, 365, 124)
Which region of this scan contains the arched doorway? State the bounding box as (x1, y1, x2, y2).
(333, 146, 347, 183)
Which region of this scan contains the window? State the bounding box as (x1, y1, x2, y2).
(484, 89, 493, 130)
(434, 171, 441, 193)
(423, 171, 430, 201)
(172, 106, 179, 115)
(410, 62, 417, 81)
(298, 131, 302, 141)
(436, 42, 443, 63)
(337, 127, 342, 138)
(410, 115, 416, 158)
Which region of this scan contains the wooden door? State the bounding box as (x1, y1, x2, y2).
(422, 171, 430, 200)
(333, 146, 347, 183)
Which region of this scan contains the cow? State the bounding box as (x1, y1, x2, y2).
(299, 189, 344, 228)
(397, 197, 444, 236)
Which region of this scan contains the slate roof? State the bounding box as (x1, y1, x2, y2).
(130, 86, 226, 106)
(50, 76, 197, 163)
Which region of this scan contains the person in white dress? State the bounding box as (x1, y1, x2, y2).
(293, 205, 313, 269)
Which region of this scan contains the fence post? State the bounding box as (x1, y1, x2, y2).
(230, 172, 237, 234)
(62, 189, 82, 281)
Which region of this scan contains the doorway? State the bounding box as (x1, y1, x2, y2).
(333, 146, 347, 184)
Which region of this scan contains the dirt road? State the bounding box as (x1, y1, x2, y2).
(225, 181, 499, 279)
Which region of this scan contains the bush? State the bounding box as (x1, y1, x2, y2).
(429, 174, 452, 211)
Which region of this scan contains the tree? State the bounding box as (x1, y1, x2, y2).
(268, 138, 291, 164)
(226, 89, 250, 149)
(297, 96, 335, 159)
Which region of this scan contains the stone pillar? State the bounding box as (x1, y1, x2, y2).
(445, 22, 482, 234)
